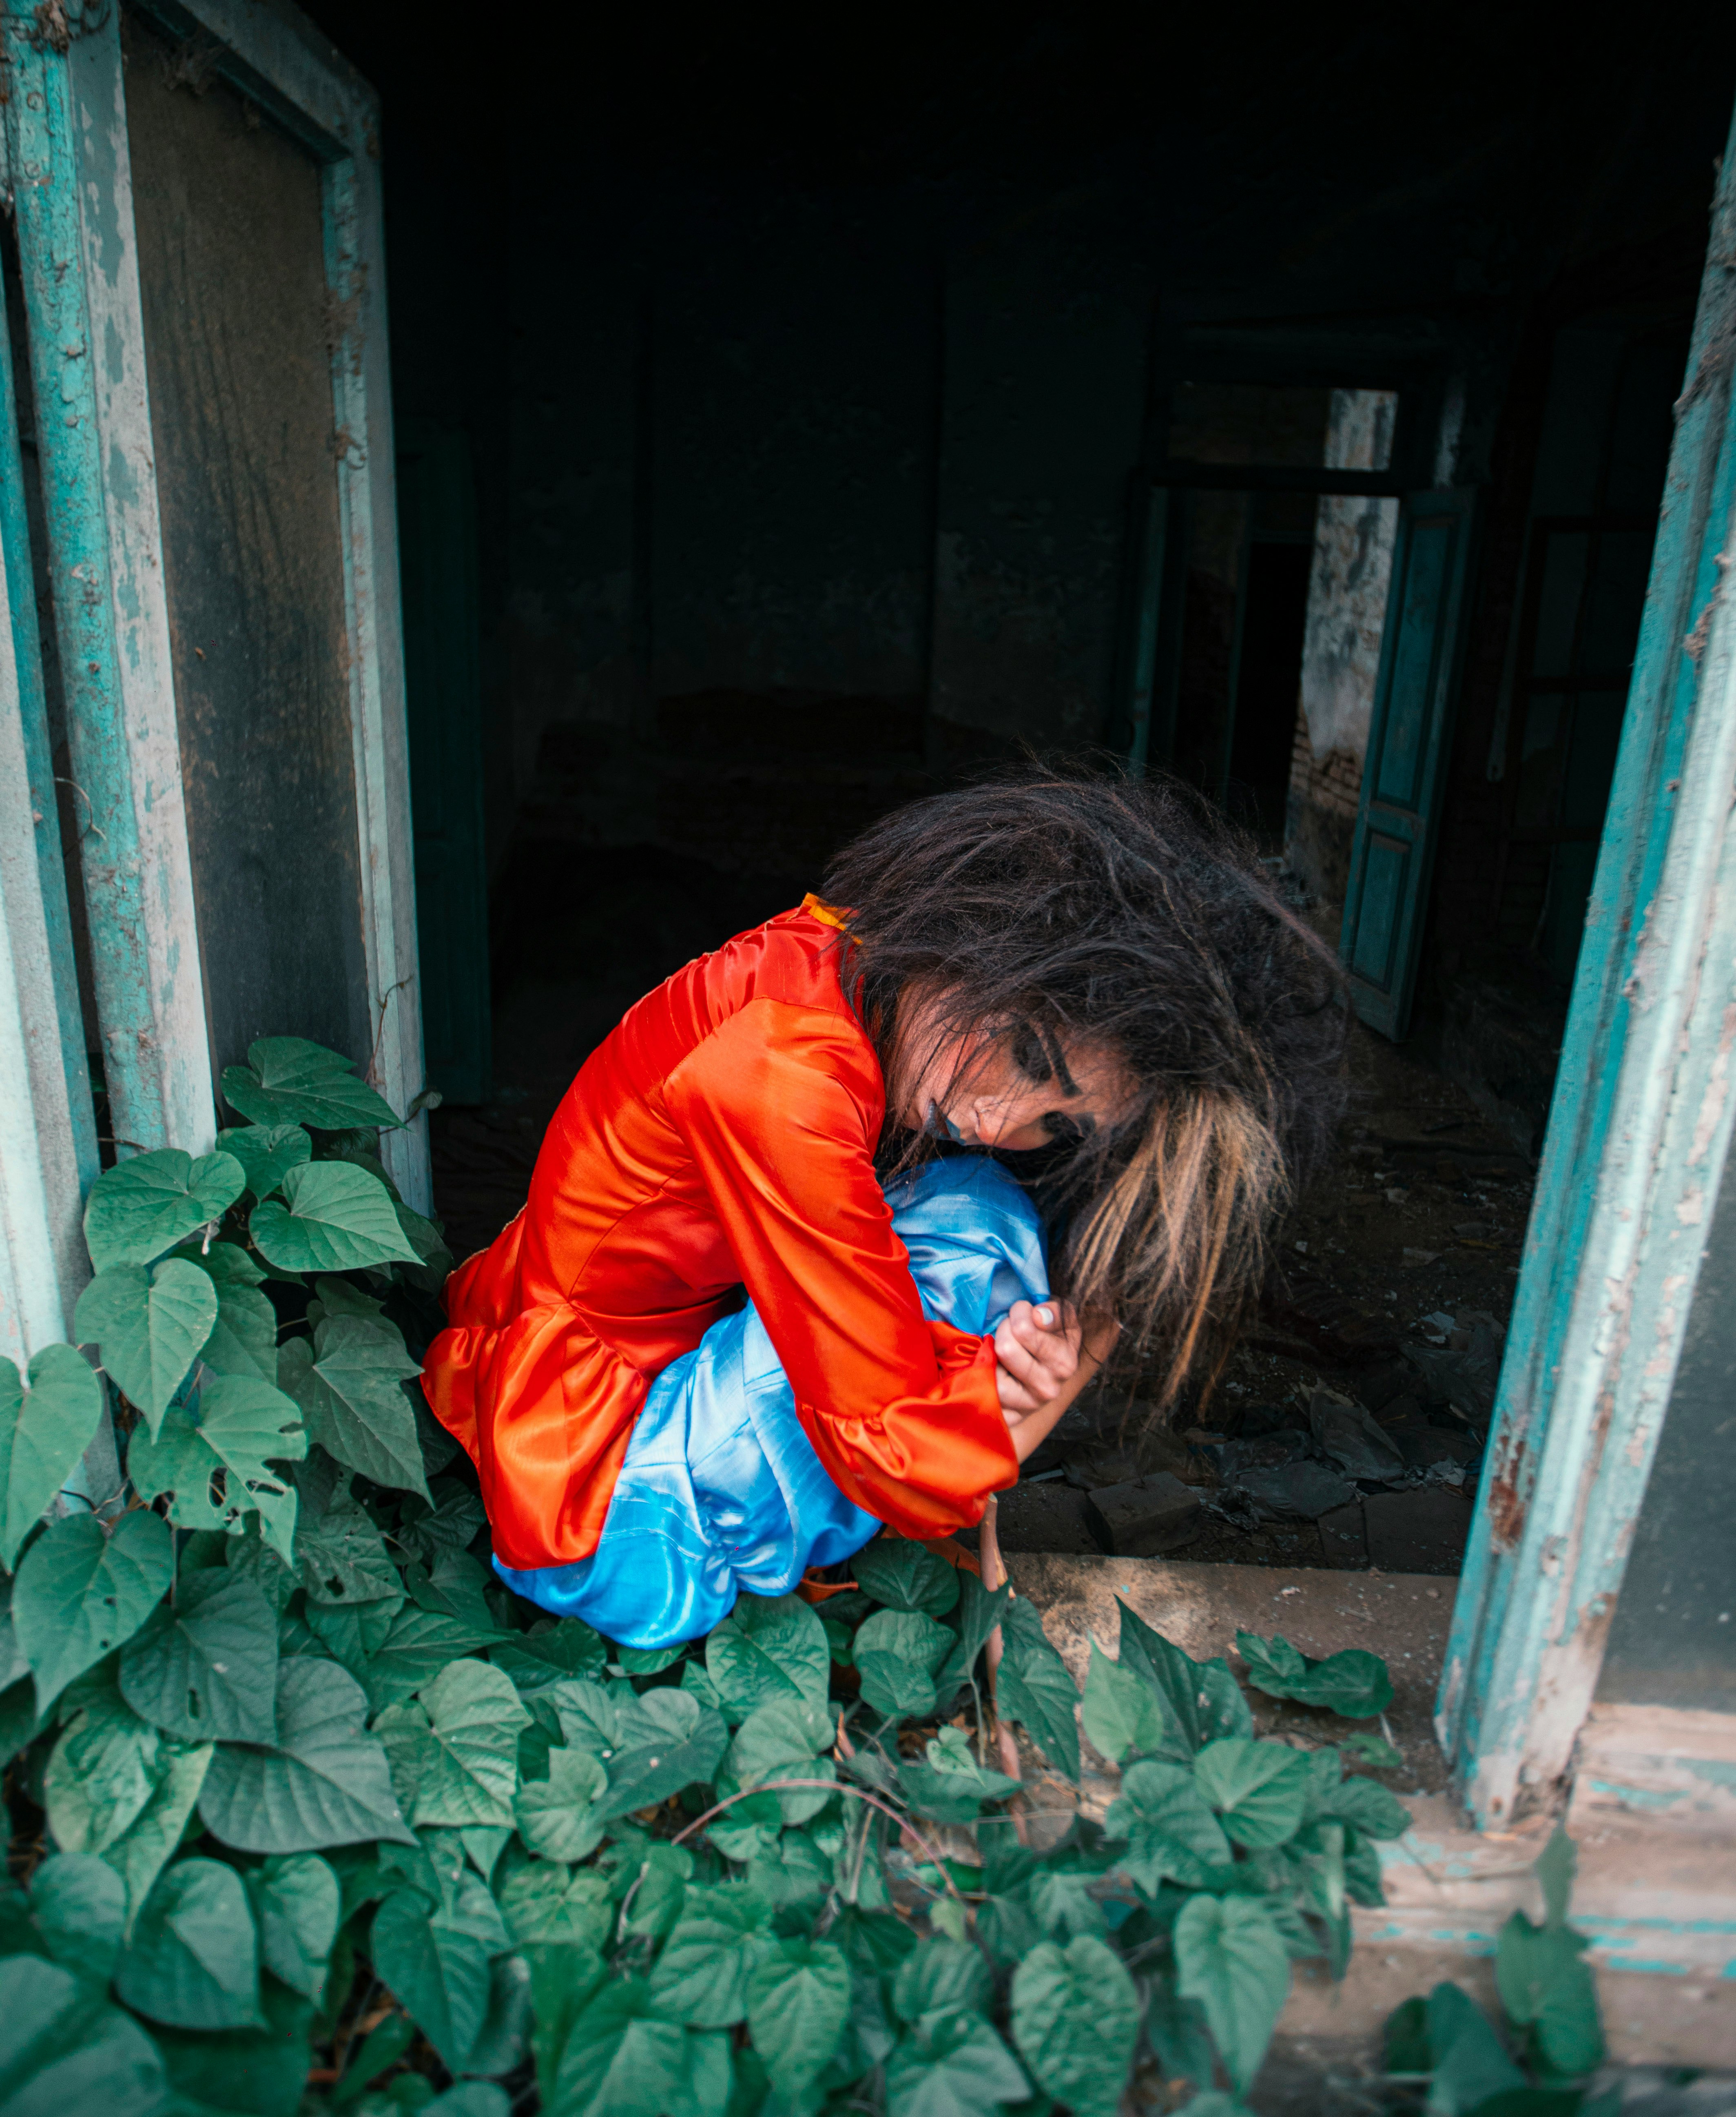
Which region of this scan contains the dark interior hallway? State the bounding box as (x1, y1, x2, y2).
(289, 0, 1736, 1587)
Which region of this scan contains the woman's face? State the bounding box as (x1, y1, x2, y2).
(899, 1009, 1135, 1153)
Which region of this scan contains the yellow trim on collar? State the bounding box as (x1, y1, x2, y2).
(800, 893, 849, 930)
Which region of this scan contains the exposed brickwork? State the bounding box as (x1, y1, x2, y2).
(1285, 707, 1362, 904)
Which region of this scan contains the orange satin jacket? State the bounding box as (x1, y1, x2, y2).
(420, 898, 1017, 1570)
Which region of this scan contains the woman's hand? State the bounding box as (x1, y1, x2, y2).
(997, 1307, 1118, 1464)
(994, 1299, 1082, 1417)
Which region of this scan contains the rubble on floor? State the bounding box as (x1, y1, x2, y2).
(1082, 1471, 1201, 1556)
(1004, 1304, 1491, 1577)
(996, 1017, 1533, 1578)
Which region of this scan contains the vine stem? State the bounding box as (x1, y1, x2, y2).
(978, 1495, 1027, 1819)
(669, 1779, 969, 1909)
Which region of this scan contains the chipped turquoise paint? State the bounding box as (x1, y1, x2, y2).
(1439, 93, 1736, 1809)
(4, 21, 165, 1153)
(1585, 1780, 1687, 1811)
(0, 251, 97, 1195)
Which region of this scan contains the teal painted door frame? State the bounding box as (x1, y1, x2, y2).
(0, 168, 100, 1355)
(0, 0, 431, 1211)
(3, 7, 212, 1163)
(1440, 95, 1736, 1822)
(1339, 489, 1477, 1040)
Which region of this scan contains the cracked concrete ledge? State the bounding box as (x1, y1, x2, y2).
(1004, 1554, 1736, 2070)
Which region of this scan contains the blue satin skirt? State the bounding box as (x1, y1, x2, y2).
(493, 1155, 1050, 1647)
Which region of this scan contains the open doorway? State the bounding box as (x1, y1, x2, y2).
(1136, 380, 1405, 893)
(1028, 333, 1683, 1586)
(306, 0, 1732, 1619)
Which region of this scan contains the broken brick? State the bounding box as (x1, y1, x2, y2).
(1084, 1473, 1203, 1556)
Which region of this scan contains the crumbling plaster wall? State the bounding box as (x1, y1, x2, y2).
(1286, 390, 1399, 904)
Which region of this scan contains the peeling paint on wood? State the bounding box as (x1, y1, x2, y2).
(1441, 102, 1736, 1822)
(4, 0, 431, 1207)
(4, 11, 212, 1155)
(0, 246, 95, 1342)
(1569, 1701, 1736, 1832)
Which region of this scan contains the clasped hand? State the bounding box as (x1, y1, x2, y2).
(994, 1299, 1117, 1465)
(994, 1297, 1082, 1417)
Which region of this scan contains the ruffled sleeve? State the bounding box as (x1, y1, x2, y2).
(662, 997, 1018, 1536)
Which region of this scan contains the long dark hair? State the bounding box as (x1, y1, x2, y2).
(823, 764, 1348, 1407)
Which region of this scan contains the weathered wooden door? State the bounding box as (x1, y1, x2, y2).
(1, 0, 429, 1212)
(398, 424, 490, 1107)
(1337, 489, 1477, 1037)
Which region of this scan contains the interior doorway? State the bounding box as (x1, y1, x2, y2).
(1129, 379, 1408, 900)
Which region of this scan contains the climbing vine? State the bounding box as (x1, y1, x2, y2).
(0, 1036, 1606, 2114)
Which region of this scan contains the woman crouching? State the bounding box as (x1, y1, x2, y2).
(420, 767, 1347, 1645)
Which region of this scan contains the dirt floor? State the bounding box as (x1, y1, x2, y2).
(989, 1004, 1532, 1578)
(429, 859, 1534, 1589)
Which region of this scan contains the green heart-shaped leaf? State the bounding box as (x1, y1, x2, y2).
(14, 1511, 174, 1712)
(995, 1596, 1081, 1780)
(1081, 1638, 1167, 1765)
(705, 1593, 830, 1720)
(886, 2007, 1029, 2117)
(745, 1938, 851, 2103)
(118, 1567, 279, 1743)
(1173, 1895, 1291, 2096)
(114, 1855, 261, 2030)
(544, 1973, 689, 2117)
(84, 1149, 245, 1273)
(0, 1955, 167, 2115)
(1315, 1771, 1411, 1840)
(146, 1245, 280, 1388)
(599, 1686, 728, 1817)
(250, 1161, 421, 1274)
(277, 1312, 425, 1497)
(126, 1374, 306, 1562)
(75, 1259, 217, 1436)
(1105, 1757, 1233, 1891)
(104, 1742, 215, 1935)
(890, 1934, 995, 2025)
(221, 1037, 401, 1132)
(25, 1851, 128, 1982)
(853, 1537, 961, 1617)
(1010, 1935, 1139, 2117)
(853, 1606, 952, 1720)
(216, 1124, 311, 1201)
(198, 1656, 414, 1852)
(514, 1742, 609, 1862)
(41, 1669, 164, 1856)
(647, 1883, 775, 2027)
(382, 1660, 530, 1831)
(722, 1695, 834, 1823)
(380, 1841, 513, 2075)
(255, 1853, 340, 2002)
(0, 1342, 104, 1569)
(498, 1861, 611, 1949)
(1193, 1738, 1312, 1849)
